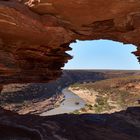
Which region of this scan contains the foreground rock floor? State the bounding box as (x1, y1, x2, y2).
(0, 106, 139, 140)
(1, 0, 140, 83)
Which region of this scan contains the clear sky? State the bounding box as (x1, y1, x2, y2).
(64, 40, 140, 70)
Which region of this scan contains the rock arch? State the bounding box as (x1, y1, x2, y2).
(0, 0, 140, 83)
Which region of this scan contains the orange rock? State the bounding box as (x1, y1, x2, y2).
(0, 0, 140, 83)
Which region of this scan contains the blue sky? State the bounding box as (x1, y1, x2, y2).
(64, 40, 140, 70)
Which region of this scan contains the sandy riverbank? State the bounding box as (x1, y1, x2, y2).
(68, 76, 140, 114)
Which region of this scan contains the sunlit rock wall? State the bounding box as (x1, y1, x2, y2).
(0, 0, 140, 83)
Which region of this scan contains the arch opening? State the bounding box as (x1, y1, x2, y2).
(62, 39, 140, 115)
(64, 39, 140, 70)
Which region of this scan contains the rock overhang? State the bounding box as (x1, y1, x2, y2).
(0, 0, 140, 83)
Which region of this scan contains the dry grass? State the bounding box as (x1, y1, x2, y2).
(70, 75, 140, 114)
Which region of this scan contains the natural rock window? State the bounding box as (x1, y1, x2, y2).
(64, 40, 140, 70)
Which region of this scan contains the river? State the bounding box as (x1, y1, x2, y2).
(41, 88, 86, 116)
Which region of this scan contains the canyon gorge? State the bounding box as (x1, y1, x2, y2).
(0, 0, 140, 139)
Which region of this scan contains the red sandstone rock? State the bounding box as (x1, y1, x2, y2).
(0, 106, 140, 140)
(0, 0, 140, 83)
(0, 1, 140, 139)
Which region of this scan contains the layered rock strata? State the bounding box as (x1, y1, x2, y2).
(0, 0, 140, 83)
(0, 1, 140, 139)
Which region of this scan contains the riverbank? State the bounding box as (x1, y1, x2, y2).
(69, 76, 140, 114)
(41, 88, 86, 116)
(0, 84, 64, 114)
(1, 70, 140, 115)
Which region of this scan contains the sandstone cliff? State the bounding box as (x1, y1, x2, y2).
(0, 0, 140, 83)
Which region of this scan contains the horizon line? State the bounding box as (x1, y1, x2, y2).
(63, 68, 140, 71)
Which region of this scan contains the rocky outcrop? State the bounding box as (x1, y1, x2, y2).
(0, 1, 140, 139)
(0, 106, 140, 140)
(0, 0, 140, 83)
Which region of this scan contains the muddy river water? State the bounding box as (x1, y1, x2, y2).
(41, 88, 86, 116)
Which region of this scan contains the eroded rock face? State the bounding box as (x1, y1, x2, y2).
(0, 0, 140, 83)
(0, 1, 140, 139)
(0, 107, 140, 140)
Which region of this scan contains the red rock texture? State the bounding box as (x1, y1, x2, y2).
(0, 1, 140, 139)
(0, 0, 140, 83)
(0, 106, 140, 140)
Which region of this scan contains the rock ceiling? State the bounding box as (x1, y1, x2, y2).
(0, 0, 140, 83)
